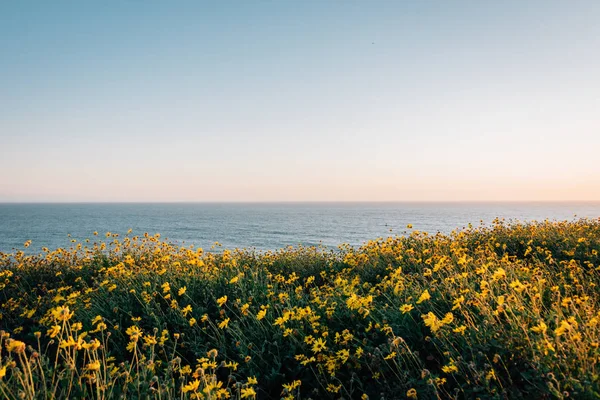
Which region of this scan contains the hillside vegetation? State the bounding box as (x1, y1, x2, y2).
(1, 219, 600, 399)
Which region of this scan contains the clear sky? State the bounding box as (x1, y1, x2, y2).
(1, 1, 599, 202)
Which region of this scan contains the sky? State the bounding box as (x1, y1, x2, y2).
(1, 1, 599, 202)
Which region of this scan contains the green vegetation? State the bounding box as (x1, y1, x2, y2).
(1, 219, 600, 399)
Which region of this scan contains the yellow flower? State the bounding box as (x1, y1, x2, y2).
(442, 360, 458, 374)
(82, 338, 101, 351)
(247, 376, 258, 385)
(441, 312, 454, 325)
(47, 325, 61, 338)
(400, 304, 414, 314)
(229, 276, 239, 284)
(0, 366, 6, 379)
(207, 349, 219, 358)
(416, 289, 431, 304)
(274, 316, 287, 327)
(217, 296, 228, 307)
(451, 296, 464, 310)
(86, 360, 101, 371)
(510, 279, 526, 293)
(93, 322, 107, 332)
(225, 361, 239, 371)
(492, 268, 506, 281)
(326, 384, 341, 393)
(218, 318, 230, 329)
(58, 335, 81, 350)
(311, 337, 327, 353)
(178, 286, 187, 296)
(497, 296, 505, 306)
(182, 379, 200, 393)
(407, 388, 417, 398)
(554, 320, 572, 336)
(241, 387, 256, 399)
(531, 322, 547, 334)
(180, 365, 192, 375)
(356, 347, 364, 358)
(453, 325, 467, 335)
(51, 306, 74, 322)
(422, 312, 442, 332)
(126, 325, 143, 341)
(144, 335, 157, 346)
(282, 380, 301, 392)
(6, 340, 26, 353)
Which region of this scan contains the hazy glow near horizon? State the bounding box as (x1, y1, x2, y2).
(1, 1, 599, 202)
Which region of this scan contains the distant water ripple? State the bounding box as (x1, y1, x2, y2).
(1, 202, 599, 253)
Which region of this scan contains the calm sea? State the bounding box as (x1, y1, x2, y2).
(0, 202, 599, 253)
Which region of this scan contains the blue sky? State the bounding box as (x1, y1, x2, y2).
(1, 1, 599, 201)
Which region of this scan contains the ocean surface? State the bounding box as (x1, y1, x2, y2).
(0, 202, 599, 253)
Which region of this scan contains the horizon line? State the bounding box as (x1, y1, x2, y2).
(1, 200, 600, 205)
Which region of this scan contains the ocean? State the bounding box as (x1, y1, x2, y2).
(0, 202, 599, 253)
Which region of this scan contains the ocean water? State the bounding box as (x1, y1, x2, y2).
(0, 202, 599, 253)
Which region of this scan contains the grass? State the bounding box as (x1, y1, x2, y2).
(1, 218, 600, 399)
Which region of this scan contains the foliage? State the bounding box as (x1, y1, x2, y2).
(1, 219, 600, 399)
